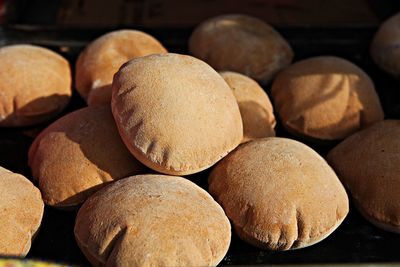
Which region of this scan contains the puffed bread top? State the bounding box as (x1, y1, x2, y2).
(189, 14, 293, 84)
(111, 53, 243, 175)
(209, 137, 349, 250)
(75, 30, 167, 105)
(370, 12, 400, 78)
(220, 71, 276, 142)
(271, 56, 384, 140)
(0, 166, 44, 256)
(74, 174, 231, 267)
(0, 44, 71, 127)
(327, 120, 400, 232)
(28, 106, 145, 207)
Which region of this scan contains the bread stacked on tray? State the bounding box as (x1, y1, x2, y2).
(2, 13, 399, 265)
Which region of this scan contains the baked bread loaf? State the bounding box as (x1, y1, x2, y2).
(220, 71, 276, 142)
(75, 30, 167, 106)
(75, 174, 231, 266)
(28, 106, 145, 208)
(327, 120, 400, 233)
(111, 53, 243, 175)
(209, 137, 349, 250)
(0, 166, 44, 256)
(189, 14, 293, 84)
(0, 44, 71, 127)
(371, 12, 400, 78)
(271, 56, 384, 141)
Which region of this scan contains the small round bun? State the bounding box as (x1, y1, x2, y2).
(220, 71, 276, 142)
(371, 13, 400, 77)
(271, 56, 384, 141)
(75, 30, 167, 105)
(327, 120, 400, 233)
(189, 14, 293, 84)
(75, 174, 231, 266)
(0, 166, 44, 256)
(209, 137, 349, 250)
(28, 106, 145, 208)
(0, 44, 71, 127)
(112, 53, 243, 175)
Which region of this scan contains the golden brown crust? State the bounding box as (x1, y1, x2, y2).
(220, 71, 276, 143)
(209, 137, 349, 250)
(111, 53, 243, 175)
(271, 56, 384, 140)
(0, 44, 71, 127)
(75, 29, 167, 104)
(370, 12, 400, 77)
(189, 14, 293, 84)
(74, 174, 231, 266)
(0, 166, 44, 256)
(327, 120, 400, 232)
(28, 106, 146, 207)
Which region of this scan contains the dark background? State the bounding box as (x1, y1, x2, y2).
(2, 0, 400, 28)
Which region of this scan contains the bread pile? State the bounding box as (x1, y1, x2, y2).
(2, 12, 398, 265)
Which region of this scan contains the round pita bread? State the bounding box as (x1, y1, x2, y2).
(327, 120, 400, 233)
(0, 44, 71, 127)
(209, 137, 349, 250)
(371, 12, 400, 78)
(271, 56, 384, 141)
(189, 14, 293, 84)
(111, 53, 243, 175)
(75, 174, 231, 266)
(28, 106, 145, 207)
(75, 29, 167, 106)
(0, 166, 44, 256)
(220, 71, 276, 142)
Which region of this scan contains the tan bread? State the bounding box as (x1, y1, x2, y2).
(0, 166, 44, 256)
(74, 174, 231, 266)
(220, 71, 276, 143)
(0, 44, 71, 127)
(371, 12, 400, 78)
(271, 56, 384, 141)
(75, 30, 167, 105)
(209, 137, 349, 250)
(327, 120, 400, 233)
(189, 14, 293, 84)
(28, 106, 146, 208)
(111, 53, 243, 175)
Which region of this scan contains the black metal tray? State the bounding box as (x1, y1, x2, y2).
(1, 25, 400, 266)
